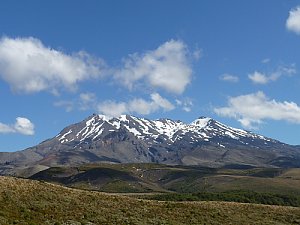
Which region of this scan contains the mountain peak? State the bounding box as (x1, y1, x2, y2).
(93, 114, 139, 122)
(97, 114, 112, 121)
(191, 116, 212, 128)
(57, 114, 277, 149)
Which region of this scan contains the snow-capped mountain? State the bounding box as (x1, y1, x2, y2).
(1, 114, 300, 176)
(56, 114, 277, 149)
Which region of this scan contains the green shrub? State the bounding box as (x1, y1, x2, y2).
(144, 190, 300, 207)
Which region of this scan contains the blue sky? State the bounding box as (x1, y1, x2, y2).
(0, 0, 300, 151)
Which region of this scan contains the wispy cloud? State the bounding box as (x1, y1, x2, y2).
(0, 37, 106, 94)
(97, 93, 175, 117)
(286, 6, 300, 35)
(192, 48, 202, 60)
(54, 92, 97, 112)
(261, 58, 270, 64)
(53, 100, 74, 112)
(214, 91, 300, 129)
(114, 40, 193, 94)
(79, 92, 97, 110)
(55, 92, 175, 117)
(175, 98, 193, 112)
(0, 117, 34, 135)
(248, 71, 270, 84)
(248, 65, 296, 84)
(219, 74, 239, 83)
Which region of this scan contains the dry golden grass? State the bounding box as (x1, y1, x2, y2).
(0, 176, 300, 224)
(279, 168, 300, 179)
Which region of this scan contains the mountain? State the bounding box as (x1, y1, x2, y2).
(1, 114, 300, 176)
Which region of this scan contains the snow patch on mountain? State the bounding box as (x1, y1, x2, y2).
(56, 114, 275, 147)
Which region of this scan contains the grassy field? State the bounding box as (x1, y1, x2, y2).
(0, 176, 300, 224)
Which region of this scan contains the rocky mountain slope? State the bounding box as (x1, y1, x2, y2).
(1, 114, 300, 176)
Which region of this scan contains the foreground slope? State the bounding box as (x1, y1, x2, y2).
(1, 114, 300, 176)
(0, 176, 300, 225)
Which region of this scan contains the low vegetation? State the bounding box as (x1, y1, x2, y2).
(140, 190, 300, 207)
(30, 164, 300, 196)
(1, 176, 300, 224)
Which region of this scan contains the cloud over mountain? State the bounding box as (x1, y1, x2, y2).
(97, 93, 175, 117)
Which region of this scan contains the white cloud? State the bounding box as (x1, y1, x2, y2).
(176, 98, 193, 112)
(0, 37, 106, 93)
(220, 74, 239, 83)
(127, 99, 155, 115)
(14, 117, 35, 135)
(54, 92, 98, 112)
(97, 93, 175, 117)
(261, 58, 270, 64)
(248, 65, 296, 84)
(183, 107, 191, 112)
(192, 48, 202, 60)
(0, 123, 15, 134)
(175, 99, 182, 105)
(286, 6, 300, 35)
(114, 40, 192, 94)
(248, 71, 269, 84)
(0, 117, 34, 135)
(54, 100, 74, 112)
(80, 92, 96, 103)
(98, 101, 128, 117)
(79, 92, 97, 110)
(0, 37, 196, 118)
(150, 93, 175, 111)
(214, 91, 300, 129)
(55, 92, 176, 116)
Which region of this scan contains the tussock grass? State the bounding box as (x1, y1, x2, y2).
(0, 176, 300, 224)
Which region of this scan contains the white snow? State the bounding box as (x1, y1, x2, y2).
(63, 114, 270, 146)
(124, 125, 141, 136)
(224, 131, 239, 140)
(191, 117, 211, 128)
(58, 129, 72, 141)
(111, 120, 121, 129)
(92, 127, 104, 140)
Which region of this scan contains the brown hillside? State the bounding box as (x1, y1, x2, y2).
(0, 176, 300, 224)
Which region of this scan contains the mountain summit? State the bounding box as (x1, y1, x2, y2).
(1, 114, 300, 176)
(57, 114, 276, 149)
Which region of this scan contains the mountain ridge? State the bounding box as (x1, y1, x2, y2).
(56, 114, 278, 146)
(1, 114, 300, 177)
